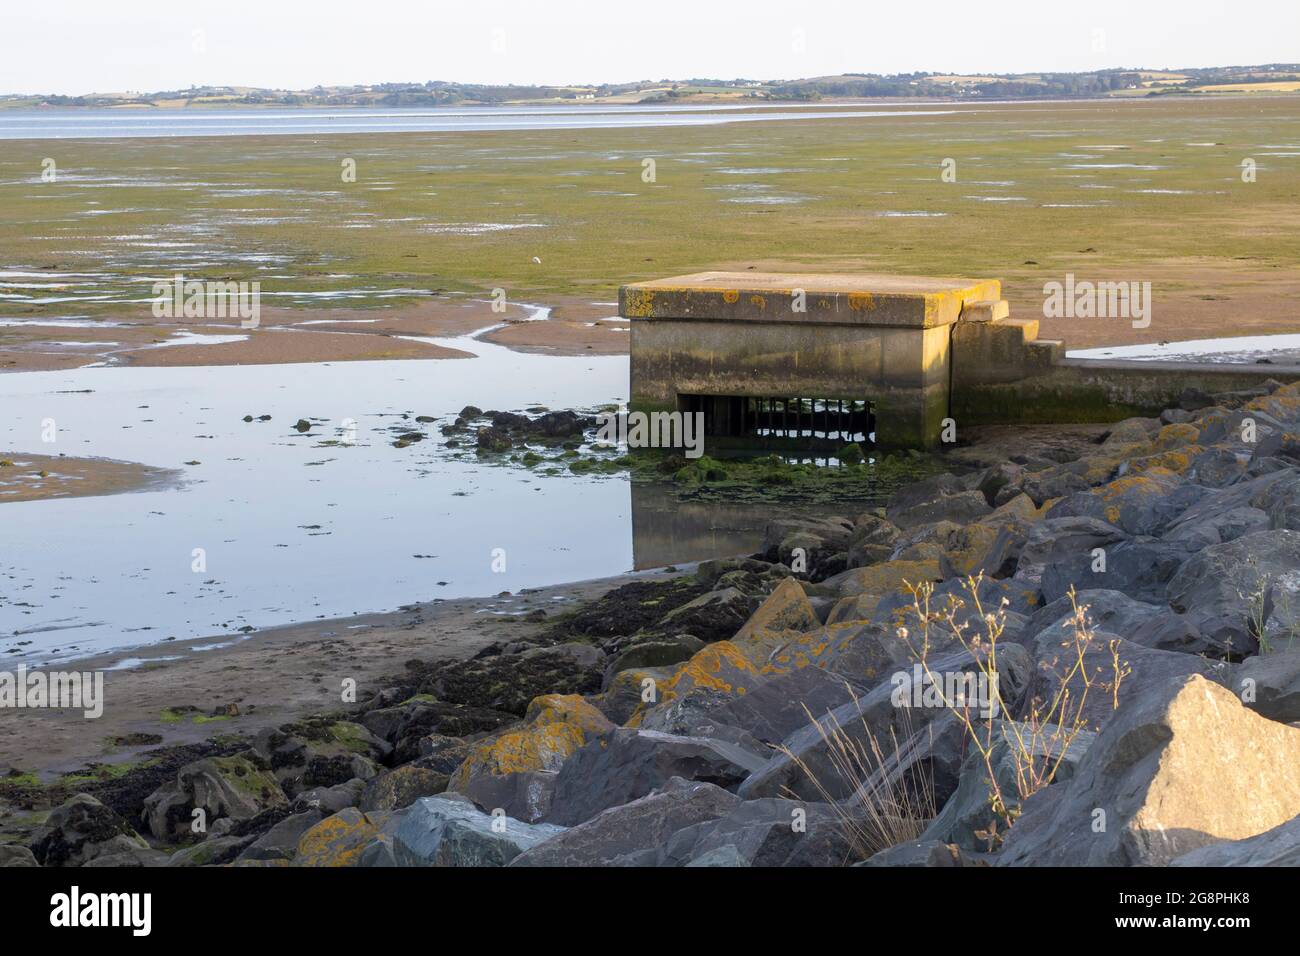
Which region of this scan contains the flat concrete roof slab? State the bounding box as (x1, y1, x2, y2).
(620, 271, 1001, 328)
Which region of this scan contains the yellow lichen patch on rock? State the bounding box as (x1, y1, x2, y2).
(1091, 469, 1172, 503)
(1074, 443, 1154, 484)
(1246, 393, 1300, 419)
(980, 493, 1045, 525)
(591, 666, 671, 727)
(1127, 445, 1203, 475)
(450, 694, 613, 788)
(523, 693, 614, 734)
(1154, 422, 1201, 450)
(835, 559, 941, 600)
(732, 578, 818, 644)
(942, 524, 1003, 576)
(827, 559, 941, 626)
(293, 808, 380, 867)
(622, 641, 762, 727)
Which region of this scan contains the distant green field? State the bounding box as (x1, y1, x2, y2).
(0, 97, 1296, 324)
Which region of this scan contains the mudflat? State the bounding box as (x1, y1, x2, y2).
(0, 453, 180, 504)
(1, 96, 1296, 372)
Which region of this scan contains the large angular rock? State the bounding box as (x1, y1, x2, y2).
(293, 807, 384, 867)
(731, 578, 820, 642)
(885, 473, 965, 518)
(236, 809, 324, 863)
(739, 644, 1032, 802)
(1016, 467, 1094, 506)
(359, 765, 449, 812)
(658, 797, 855, 866)
(846, 514, 902, 569)
(1236, 648, 1300, 723)
(1021, 589, 1159, 643)
(446, 694, 613, 823)
(142, 751, 287, 841)
(1166, 530, 1300, 655)
(1026, 629, 1232, 732)
(601, 634, 703, 685)
(510, 778, 739, 866)
(1163, 504, 1270, 550)
(0, 845, 39, 868)
(997, 675, 1300, 866)
(658, 664, 870, 747)
(627, 599, 882, 730)
(392, 794, 565, 866)
(1015, 517, 1127, 584)
(166, 834, 256, 867)
(1040, 536, 1196, 605)
(761, 516, 853, 576)
(29, 794, 149, 867)
(545, 728, 760, 826)
(824, 559, 942, 624)
(857, 840, 986, 867)
(293, 779, 365, 815)
(1045, 468, 1203, 537)
(1125, 611, 1225, 657)
(920, 722, 1095, 851)
(889, 490, 992, 531)
(1170, 813, 1300, 867)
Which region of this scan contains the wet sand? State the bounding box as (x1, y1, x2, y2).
(0, 453, 181, 504)
(0, 295, 629, 373)
(0, 567, 686, 780)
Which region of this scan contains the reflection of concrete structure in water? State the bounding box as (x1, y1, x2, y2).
(630, 480, 768, 571)
(622, 271, 1299, 450)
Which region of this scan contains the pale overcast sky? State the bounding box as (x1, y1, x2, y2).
(2, 0, 1296, 95)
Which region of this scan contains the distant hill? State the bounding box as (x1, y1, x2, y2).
(5, 64, 1299, 109)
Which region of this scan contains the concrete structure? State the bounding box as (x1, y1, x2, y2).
(622, 271, 1006, 448)
(621, 270, 1300, 450)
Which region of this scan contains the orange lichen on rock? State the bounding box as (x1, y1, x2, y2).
(293, 808, 380, 867)
(450, 694, 613, 786)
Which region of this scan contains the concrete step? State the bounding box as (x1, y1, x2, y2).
(995, 316, 1040, 342)
(1027, 338, 1066, 367)
(960, 299, 1010, 323)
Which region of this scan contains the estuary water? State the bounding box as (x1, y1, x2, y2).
(0, 104, 955, 140)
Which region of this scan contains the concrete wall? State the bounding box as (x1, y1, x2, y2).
(629, 318, 952, 447)
(952, 358, 1300, 424)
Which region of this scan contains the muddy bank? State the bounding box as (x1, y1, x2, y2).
(0, 568, 687, 782)
(0, 453, 180, 504)
(0, 295, 629, 373)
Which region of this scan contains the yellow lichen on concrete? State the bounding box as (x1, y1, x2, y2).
(622, 288, 655, 318)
